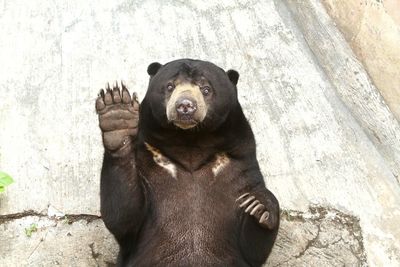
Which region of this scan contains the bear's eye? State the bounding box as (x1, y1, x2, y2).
(166, 83, 175, 92)
(201, 86, 211, 96)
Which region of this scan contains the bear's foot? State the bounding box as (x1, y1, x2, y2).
(236, 193, 276, 230)
(96, 82, 139, 153)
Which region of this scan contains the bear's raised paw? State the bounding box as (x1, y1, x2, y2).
(96, 82, 139, 152)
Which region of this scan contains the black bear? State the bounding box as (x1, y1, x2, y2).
(95, 59, 279, 266)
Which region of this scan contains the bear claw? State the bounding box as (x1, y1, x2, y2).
(239, 196, 256, 208)
(236, 193, 274, 230)
(244, 199, 260, 213)
(259, 211, 270, 223)
(250, 203, 265, 216)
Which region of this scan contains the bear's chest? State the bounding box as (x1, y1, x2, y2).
(136, 142, 243, 216)
(139, 142, 236, 182)
(135, 143, 245, 262)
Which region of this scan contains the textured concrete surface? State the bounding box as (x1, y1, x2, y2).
(0, 0, 399, 266)
(322, 0, 400, 120)
(0, 214, 118, 266)
(0, 207, 366, 267)
(267, 206, 367, 267)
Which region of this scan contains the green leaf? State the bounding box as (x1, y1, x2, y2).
(25, 223, 38, 237)
(0, 171, 14, 187)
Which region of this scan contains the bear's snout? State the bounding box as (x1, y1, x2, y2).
(176, 98, 197, 116)
(166, 82, 207, 129)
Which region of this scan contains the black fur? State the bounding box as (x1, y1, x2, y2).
(99, 59, 279, 266)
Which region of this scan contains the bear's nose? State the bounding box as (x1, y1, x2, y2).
(176, 98, 197, 116)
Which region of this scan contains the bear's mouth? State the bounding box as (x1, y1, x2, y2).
(172, 116, 198, 129)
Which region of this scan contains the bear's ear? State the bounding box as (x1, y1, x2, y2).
(147, 62, 162, 77)
(226, 69, 239, 86)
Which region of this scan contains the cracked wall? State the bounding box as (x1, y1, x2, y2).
(1, 0, 400, 266)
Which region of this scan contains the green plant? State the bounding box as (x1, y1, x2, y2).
(63, 215, 70, 224)
(25, 223, 38, 237)
(0, 171, 14, 192)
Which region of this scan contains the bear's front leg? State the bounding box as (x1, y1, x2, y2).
(96, 82, 146, 250)
(236, 178, 280, 266)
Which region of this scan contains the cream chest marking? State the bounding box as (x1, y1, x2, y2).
(212, 153, 230, 177)
(145, 142, 177, 180)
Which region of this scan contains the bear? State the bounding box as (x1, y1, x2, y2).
(95, 59, 280, 267)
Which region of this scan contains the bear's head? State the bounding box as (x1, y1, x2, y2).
(142, 59, 240, 132)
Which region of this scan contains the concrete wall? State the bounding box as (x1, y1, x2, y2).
(322, 0, 400, 121)
(1, 0, 399, 266)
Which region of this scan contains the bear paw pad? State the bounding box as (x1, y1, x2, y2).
(96, 82, 139, 152)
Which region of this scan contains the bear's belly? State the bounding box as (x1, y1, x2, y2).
(130, 169, 247, 266)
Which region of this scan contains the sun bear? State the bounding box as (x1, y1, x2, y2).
(95, 59, 280, 266)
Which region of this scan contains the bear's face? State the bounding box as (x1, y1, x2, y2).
(144, 59, 239, 131)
